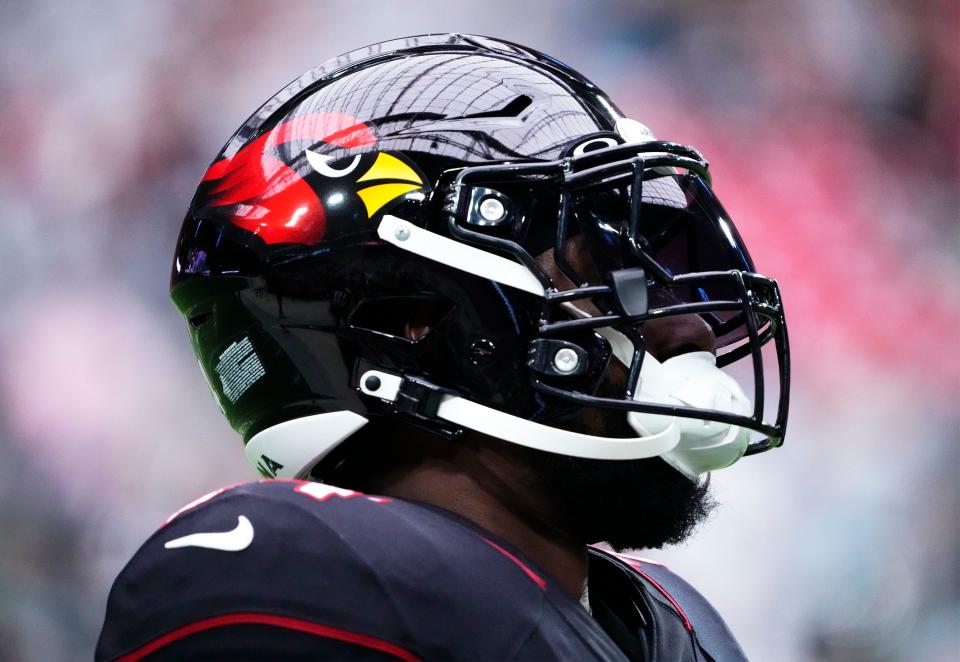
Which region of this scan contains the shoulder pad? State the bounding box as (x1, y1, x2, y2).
(590, 547, 748, 662)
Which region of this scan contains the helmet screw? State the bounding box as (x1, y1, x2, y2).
(478, 196, 506, 222)
(469, 338, 497, 366)
(364, 375, 382, 392)
(552, 347, 580, 374)
(394, 225, 411, 241)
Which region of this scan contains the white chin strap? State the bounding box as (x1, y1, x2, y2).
(358, 370, 681, 461)
(245, 348, 747, 480)
(243, 372, 682, 479)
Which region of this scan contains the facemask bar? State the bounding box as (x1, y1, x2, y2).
(535, 273, 790, 453)
(444, 141, 790, 455)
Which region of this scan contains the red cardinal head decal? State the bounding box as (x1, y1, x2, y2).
(194, 112, 425, 245)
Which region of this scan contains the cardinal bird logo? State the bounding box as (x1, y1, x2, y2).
(194, 112, 427, 245)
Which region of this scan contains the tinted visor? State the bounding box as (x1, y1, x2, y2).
(570, 171, 762, 349)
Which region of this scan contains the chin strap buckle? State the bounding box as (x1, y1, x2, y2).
(394, 376, 445, 419)
(357, 367, 462, 438)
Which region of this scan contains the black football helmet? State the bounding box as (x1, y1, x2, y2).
(171, 34, 789, 482)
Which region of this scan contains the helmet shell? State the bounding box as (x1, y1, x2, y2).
(172, 34, 621, 446)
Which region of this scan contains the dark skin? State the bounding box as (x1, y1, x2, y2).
(355, 239, 717, 598)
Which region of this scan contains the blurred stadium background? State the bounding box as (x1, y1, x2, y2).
(0, 1, 957, 659)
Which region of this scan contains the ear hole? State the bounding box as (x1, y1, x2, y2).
(188, 312, 212, 329)
(348, 296, 455, 343)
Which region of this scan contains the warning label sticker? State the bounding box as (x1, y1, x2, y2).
(215, 337, 266, 403)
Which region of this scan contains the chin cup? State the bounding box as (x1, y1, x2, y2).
(629, 351, 752, 479)
(595, 322, 752, 479)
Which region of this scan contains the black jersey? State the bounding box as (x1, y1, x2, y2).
(97, 480, 746, 661)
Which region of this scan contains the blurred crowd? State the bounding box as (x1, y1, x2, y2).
(0, 1, 956, 660)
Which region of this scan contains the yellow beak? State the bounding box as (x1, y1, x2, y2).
(356, 153, 424, 218)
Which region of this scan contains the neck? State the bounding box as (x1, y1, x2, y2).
(361, 435, 589, 598)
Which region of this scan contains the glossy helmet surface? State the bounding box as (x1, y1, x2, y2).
(171, 34, 789, 481)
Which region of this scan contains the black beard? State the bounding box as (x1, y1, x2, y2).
(523, 451, 715, 552)
(522, 386, 717, 551)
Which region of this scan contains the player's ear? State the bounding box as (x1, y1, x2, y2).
(404, 320, 430, 342)
(348, 296, 453, 343)
(403, 298, 447, 341)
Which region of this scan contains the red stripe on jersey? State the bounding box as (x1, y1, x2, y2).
(588, 545, 668, 568)
(615, 553, 666, 567)
(161, 481, 251, 527)
(480, 536, 547, 591)
(591, 547, 691, 631)
(624, 562, 693, 632)
(115, 612, 421, 662)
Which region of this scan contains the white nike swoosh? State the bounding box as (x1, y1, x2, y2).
(164, 515, 254, 552)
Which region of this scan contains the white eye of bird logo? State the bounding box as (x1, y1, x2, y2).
(305, 150, 362, 178)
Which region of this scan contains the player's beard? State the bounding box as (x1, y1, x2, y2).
(523, 384, 716, 552)
(525, 451, 715, 552)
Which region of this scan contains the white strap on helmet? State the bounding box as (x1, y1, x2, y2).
(359, 369, 681, 460)
(378, 215, 545, 296)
